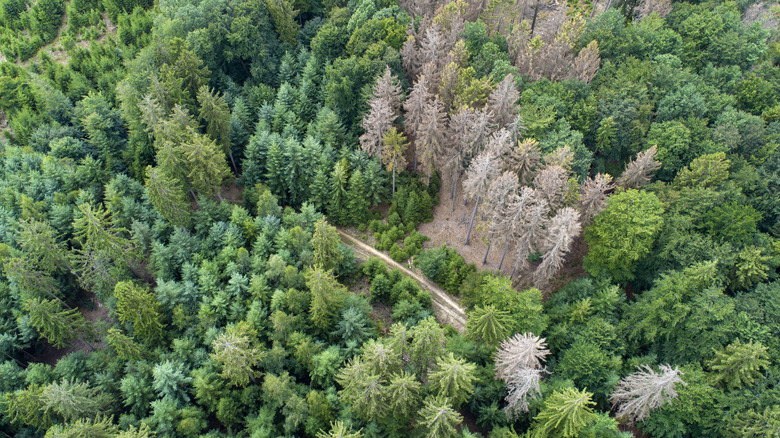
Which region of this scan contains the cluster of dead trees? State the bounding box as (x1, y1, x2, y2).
(359, 0, 661, 287)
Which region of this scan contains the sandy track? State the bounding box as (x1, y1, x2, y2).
(338, 230, 467, 332)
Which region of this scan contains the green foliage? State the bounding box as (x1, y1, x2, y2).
(114, 281, 164, 342)
(708, 339, 769, 390)
(531, 387, 596, 438)
(584, 189, 664, 283)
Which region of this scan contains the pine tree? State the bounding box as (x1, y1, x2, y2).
(429, 353, 477, 407)
(211, 321, 264, 387)
(381, 128, 409, 198)
(346, 169, 370, 226)
(106, 328, 144, 361)
(465, 305, 510, 347)
(495, 333, 550, 382)
(312, 218, 343, 271)
(144, 165, 191, 228)
(708, 339, 769, 390)
(114, 281, 164, 342)
(197, 85, 233, 171)
(25, 298, 91, 350)
(531, 387, 596, 438)
(610, 364, 685, 422)
(415, 396, 462, 438)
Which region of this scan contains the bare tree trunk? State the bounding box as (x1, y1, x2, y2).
(482, 231, 495, 264)
(499, 240, 511, 271)
(392, 168, 396, 199)
(78, 337, 95, 352)
(530, 0, 540, 34)
(510, 262, 518, 279)
(590, 0, 598, 18)
(605, 0, 614, 11)
(229, 152, 238, 174)
(465, 196, 480, 245)
(413, 146, 418, 173)
(190, 188, 198, 202)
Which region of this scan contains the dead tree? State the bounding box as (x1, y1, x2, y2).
(506, 138, 541, 185)
(533, 164, 570, 211)
(579, 173, 614, 224)
(481, 171, 520, 264)
(610, 365, 685, 422)
(487, 74, 520, 129)
(416, 97, 448, 182)
(617, 145, 661, 189)
(510, 190, 550, 279)
(532, 207, 581, 286)
(463, 149, 500, 245)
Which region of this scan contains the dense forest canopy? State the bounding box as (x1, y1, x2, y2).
(0, 0, 779, 436)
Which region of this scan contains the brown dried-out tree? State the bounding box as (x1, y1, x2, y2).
(487, 74, 520, 128)
(494, 187, 533, 271)
(610, 365, 686, 422)
(572, 40, 601, 83)
(445, 107, 486, 207)
(533, 164, 570, 211)
(416, 97, 448, 182)
(463, 149, 501, 245)
(360, 97, 394, 160)
(375, 65, 403, 116)
(532, 207, 581, 286)
(579, 173, 614, 224)
(616, 145, 661, 189)
(506, 138, 541, 184)
(481, 171, 520, 264)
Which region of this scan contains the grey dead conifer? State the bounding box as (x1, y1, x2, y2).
(463, 150, 500, 245)
(481, 171, 520, 264)
(487, 74, 520, 129)
(579, 173, 614, 224)
(610, 365, 685, 422)
(532, 207, 581, 286)
(617, 145, 661, 189)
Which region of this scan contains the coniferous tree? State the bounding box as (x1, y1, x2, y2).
(416, 97, 448, 182)
(481, 171, 519, 263)
(495, 333, 550, 381)
(533, 164, 570, 211)
(106, 328, 144, 361)
(507, 138, 541, 185)
(579, 173, 614, 225)
(197, 85, 233, 171)
(531, 387, 596, 438)
(387, 370, 422, 419)
(610, 364, 685, 422)
(509, 189, 550, 278)
(25, 298, 91, 350)
(463, 149, 500, 244)
(114, 281, 164, 342)
(307, 266, 347, 334)
(533, 207, 581, 286)
(312, 218, 343, 271)
(409, 316, 446, 378)
(428, 352, 477, 407)
(382, 128, 409, 199)
(40, 379, 108, 423)
(211, 321, 264, 387)
(708, 340, 769, 390)
(466, 305, 510, 347)
(316, 421, 363, 438)
(328, 159, 350, 224)
(144, 165, 191, 228)
(487, 74, 520, 128)
(346, 169, 370, 226)
(616, 145, 661, 189)
(505, 368, 545, 418)
(415, 395, 462, 438)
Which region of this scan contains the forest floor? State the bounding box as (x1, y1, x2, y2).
(35, 292, 109, 366)
(418, 180, 588, 298)
(338, 229, 468, 332)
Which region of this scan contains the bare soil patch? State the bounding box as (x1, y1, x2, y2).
(418, 179, 588, 298)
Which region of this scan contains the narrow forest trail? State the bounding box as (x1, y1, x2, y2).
(337, 229, 468, 332)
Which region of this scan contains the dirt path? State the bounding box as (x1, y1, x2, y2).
(338, 230, 467, 332)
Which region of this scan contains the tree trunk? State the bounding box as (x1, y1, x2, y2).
(392, 168, 396, 199)
(413, 146, 417, 173)
(190, 188, 198, 202)
(78, 337, 95, 352)
(605, 0, 614, 11)
(590, 0, 598, 18)
(498, 240, 511, 271)
(483, 231, 495, 264)
(465, 196, 480, 245)
(530, 0, 540, 35)
(229, 152, 238, 174)
(510, 262, 518, 280)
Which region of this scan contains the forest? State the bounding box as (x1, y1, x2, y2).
(0, 0, 779, 436)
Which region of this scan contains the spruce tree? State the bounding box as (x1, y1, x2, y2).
(428, 353, 477, 408)
(531, 387, 596, 438)
(346, 169, 370, 226)
(144, 165, 191, 228)
(415, 396, 462, 438)
(106, 328, 144, 361)
(211, 321, 265, 387)
(25, 298, 90, 350)
(465, 305, 510, 347)
(114, 281, 164, 342)
(311, 218, 343, 271)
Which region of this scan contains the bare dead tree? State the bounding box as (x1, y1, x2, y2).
(506, 138, 541, 184)
(416, 97, 448, 182)
(481, 171, 520, 264)
(532, 207, 581, 285)
(375, 65, 404, 116)
(633, 0, 672, 20)
(419, 25, 447, 83)
(401, 34, 419, 79)
(359, 97, 394, 160)
(571, 40, 601, 83)
(495, 187, 533, 270)
(495, 333, 550, 380)
(505, 367, 545, 418)
(487, 74, 521, 129)
(610, 365, 686, 422)
(533, 164, 570, 211)
(510, 190, 550, 278)
(403, 75, 433, 138)
(579, 173, 614, 224)
(463, 149, 501, 245)
(616, 145, 661, 189)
